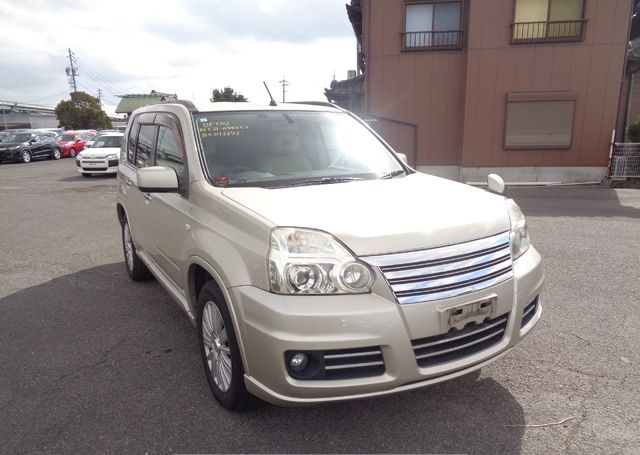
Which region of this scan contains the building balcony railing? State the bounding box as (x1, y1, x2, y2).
(401, 31, 464, 51)
(511, 20, 587, 44)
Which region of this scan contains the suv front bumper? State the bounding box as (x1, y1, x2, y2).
(231, 246, 543, 406)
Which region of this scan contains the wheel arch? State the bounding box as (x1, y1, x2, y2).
(187, 259, 250, 373)
(116, 203, 127, 227)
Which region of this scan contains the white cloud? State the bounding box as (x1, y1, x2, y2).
(0, 0, 356, 116)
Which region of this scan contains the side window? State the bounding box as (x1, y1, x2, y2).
(135, 125, 156, 168)
(156, 126, 184, 186)
(126, 119, 140, 164)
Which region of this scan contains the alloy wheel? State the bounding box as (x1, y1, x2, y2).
(201, 301, 232, 392)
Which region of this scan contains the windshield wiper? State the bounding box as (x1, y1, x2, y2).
(379, 170, 406, 179)
(284, 176, 364, 187)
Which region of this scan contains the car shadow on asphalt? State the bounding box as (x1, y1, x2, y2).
(0, 262, 525, 454)
(506, 186, 640, 218)
(58, 174, 117, 182)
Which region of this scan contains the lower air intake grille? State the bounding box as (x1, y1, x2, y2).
(412, 313, 509, 367)
(323, 347, 385, 380)
(521, 296, 539, 328)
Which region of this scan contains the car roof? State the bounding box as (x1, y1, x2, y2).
(95, 132, 124, 137)
(193, 101, 340, 113)
(135, 100, 342, 115)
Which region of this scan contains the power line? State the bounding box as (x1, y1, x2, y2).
(73, 55, 129, 95)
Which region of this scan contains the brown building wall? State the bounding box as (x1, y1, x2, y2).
(362, 0, 631, 170)
(364, 0, 467, 166)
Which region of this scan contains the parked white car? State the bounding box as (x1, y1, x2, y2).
(117, 101, 544, 411)
(76, 132, 123, 177)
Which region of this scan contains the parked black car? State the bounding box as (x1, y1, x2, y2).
(0, 132, 61, 163)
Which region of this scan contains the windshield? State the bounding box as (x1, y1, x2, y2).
(4, 133, 31, 143)
(195, 111, 405, 188)
(58, 134, 75, 141)
(91, 135, 122, 148)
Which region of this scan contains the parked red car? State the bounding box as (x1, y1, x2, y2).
(56, 130, 96, 158)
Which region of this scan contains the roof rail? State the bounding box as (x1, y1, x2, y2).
(162, 99, 199, 113)
(287, 101, 341, 110)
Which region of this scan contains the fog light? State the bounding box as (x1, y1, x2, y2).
(289, 353, 309, 372)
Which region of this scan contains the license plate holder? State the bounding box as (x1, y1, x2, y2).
(439, 297, 497, 331)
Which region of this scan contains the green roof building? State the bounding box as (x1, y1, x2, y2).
(115, 90, 177, 115)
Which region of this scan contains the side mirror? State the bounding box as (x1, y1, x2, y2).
(137, 166, 179, 193)
(396, 152, 408, 165)
(487, 174, 505, 194)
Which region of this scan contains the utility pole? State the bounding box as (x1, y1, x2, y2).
(97, 88, 103, 107)
(65, 48, 78, 92)
(279, 76, 289, 103)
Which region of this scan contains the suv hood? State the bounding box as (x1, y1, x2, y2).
(79, 147, 119, 158)
(222, 173, 511, 256)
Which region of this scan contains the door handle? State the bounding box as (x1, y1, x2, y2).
(143, 192, 153, 202)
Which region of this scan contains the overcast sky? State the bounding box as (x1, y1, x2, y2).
(0, 0, 357, 117)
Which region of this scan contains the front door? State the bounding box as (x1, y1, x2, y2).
(139, 114, 189, 288)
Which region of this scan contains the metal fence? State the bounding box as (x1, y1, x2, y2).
(401, 31, 464, 51)
(609, 143, 640, 178)
(511, 20, 586, 44)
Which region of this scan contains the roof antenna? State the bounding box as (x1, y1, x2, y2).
(263, 81, 277, 106)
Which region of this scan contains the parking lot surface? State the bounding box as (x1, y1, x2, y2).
(1, 160, 639, 454)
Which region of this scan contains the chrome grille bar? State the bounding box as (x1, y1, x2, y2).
(412, 313, 509, 367)
(362, 231, 513, 304)
(412, 314, 508, 350)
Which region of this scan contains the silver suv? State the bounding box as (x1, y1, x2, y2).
(117, 101, 543, 410)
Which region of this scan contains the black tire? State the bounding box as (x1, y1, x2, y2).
(20, 150, 31, 163)
(121, 220, 153, 281)
(51, 148, 61, 160)
(81, 173, 91, 178)
(198, 281, 250, 411)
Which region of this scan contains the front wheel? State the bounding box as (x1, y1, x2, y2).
(121, 220, 152, 281)
(198, 282, 250, 411)
(69, 148, 77, 158)
(51, 148, 61, 160)
(20, 150, 31, 163)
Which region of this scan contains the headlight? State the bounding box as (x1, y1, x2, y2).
(506, 199, 530, 260)
(106, 154, 118, 160)
(268, 228, 374, 295)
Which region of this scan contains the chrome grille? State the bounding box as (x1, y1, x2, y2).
(362, 232, 513, 304)
(412, 313, 509, 367)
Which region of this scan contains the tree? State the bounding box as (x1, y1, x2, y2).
(210, 86, 248, 102)
(55, 91, 112, 130)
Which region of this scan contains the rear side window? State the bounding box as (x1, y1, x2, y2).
(156, 126, 184, 186)
(135, 125, 156, 168)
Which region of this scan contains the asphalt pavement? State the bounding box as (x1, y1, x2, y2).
(0, 159, 638, 454)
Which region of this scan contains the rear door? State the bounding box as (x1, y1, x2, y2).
(118, 113, 157, 254)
